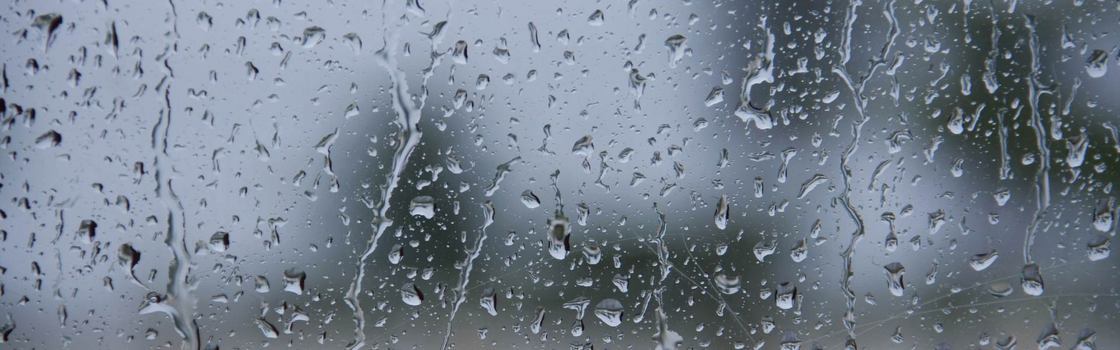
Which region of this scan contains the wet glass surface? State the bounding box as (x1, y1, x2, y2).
(0, 0, 1118, 349)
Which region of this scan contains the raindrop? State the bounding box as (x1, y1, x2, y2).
(789, 239, 808, 263)
(401, 283, 424, 306)
(254, 276, 270, 293)
(409, 196, 435, 219)
(1087, 236, 1110, 261)
(117, 244, 141, 269)
(993, 189, 1011, 206)
(208, 231, 229, 252)
(343, 33, 362, 54)
(255, 318, 279, 339)
(968, 250, 999, 271)
(32, 13, 62, 51)
(301, 27, 326, 48)
(796, 174, 828, 199)
(520, 190, 541, 208)
(529, 307, 546, 334)
(714, 273, 741, 294)
(587, 10, 605, 26)
(34, 130, 61, 149)
(775, 282, 797, 310)
(704, 87, 724, 107)
(571, 135, 594, 156)
(547, 212, 571, 260)
(612, 274, 629, 293)
(283, 268, 306, 295)
(754, 241, 776, 262)
(452, 40, 468, 64)
(388, 244, 404, 265)
(1021, 264, 1045, 296)
(593, 299, 624, 327)
(527, 22, 541, 52)
(77, 220, 97, 243)
(664, 35, 687, 68)
(480, 289, 498, 316)
(1093, 204, 1113, 232)
(884, 262, 905, 297)
(713, 195, 730, 230)
(1085, 49, 1108, 78)
(582, 244, 602, 265)
(988, 281, 1013, 297)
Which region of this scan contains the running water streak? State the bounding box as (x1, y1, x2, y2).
(831, 0, 898, 345)
(152, 1, 198, 348)
(343, 4, 456, 347)
(440, 201, 495, 349)
(343, 34, 428, 350)
(1021, 15, 1052, 266)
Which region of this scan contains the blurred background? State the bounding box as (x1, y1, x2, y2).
(0, 0, 1117, 348)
